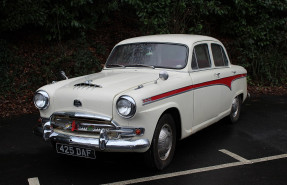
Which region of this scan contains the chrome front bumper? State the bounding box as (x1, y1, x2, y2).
(41, 121, 150, 153)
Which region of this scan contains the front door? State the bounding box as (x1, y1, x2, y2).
(190, 43, 221, 126)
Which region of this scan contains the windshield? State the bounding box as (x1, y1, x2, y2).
(106, 43, 188, 69)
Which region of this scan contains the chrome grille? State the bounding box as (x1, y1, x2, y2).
(51, 114, 116, 135)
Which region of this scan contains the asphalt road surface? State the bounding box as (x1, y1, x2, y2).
(0, 95, 286, 185)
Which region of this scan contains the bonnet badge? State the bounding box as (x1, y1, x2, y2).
(74, 100, 82, 107)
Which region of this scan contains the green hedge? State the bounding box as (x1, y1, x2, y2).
(125, 0, 287, 85)
(0, 0, 286, 85)
(0, 0, 118, 40)
(0, 39, 102, 97)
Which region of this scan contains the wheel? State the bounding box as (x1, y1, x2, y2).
(144, 114, 176, 170)
(229, 95, 242, 123)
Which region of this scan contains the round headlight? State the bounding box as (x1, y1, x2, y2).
(34, 90, 49, 110)
(116, 95, 136, 118)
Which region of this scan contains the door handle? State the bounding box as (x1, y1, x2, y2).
(215, 73, 220, 78)
(232, 71, 237, 74)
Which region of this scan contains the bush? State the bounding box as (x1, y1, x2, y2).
(0, 0, 119, 40)
(0, 38, 102, 99)
(240, 48, 287, 85)
(0, 0, 286, 86)
(220, 0, 287, 85)
(0, 39, 15, 96)
(0, 39, 28, 97)
(125, 0, 287, 85)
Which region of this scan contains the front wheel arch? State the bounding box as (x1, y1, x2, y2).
(144, 113, 177, 170)
(161, 108, 182, 140)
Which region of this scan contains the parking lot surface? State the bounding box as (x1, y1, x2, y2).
(0, 95, 286, 185)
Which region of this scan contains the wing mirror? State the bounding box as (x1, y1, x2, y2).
(155, 71, 169, 84)
(159, 71, 169, 81)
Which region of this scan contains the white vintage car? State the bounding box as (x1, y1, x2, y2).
(33, 34, 247, 170)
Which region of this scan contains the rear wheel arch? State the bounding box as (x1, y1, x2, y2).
(233, 91, 244, 102)
(229, 94, 243, 123)
(238, 93, 243, 102)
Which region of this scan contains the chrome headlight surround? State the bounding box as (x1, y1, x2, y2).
(116, 95, 136, 118)
(33, 90, 50, 110)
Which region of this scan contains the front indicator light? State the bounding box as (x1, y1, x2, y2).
(135, 128, 141, 135)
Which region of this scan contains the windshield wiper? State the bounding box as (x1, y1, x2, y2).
(125, 64, 155, 69)
(106, 64, 125, 68)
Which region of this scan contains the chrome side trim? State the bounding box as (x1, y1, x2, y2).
(142, 73, 247, 106)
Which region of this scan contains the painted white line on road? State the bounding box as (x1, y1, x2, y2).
(219, 149, 251, 164)
(102, 153, 287, 185)
(28, 177, 40, 185)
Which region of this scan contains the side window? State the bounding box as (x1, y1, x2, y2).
(191, 44, 211, 69)
(191, 50, 198, 69)
(211, 44, 229, 67)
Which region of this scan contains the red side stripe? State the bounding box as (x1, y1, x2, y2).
(143, 74, 246, 105)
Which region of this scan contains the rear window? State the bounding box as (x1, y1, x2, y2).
(211, 44, 229, 67)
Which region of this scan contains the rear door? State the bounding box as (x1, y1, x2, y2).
(210, 43, 233, 113)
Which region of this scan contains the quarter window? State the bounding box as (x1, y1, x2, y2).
(191, 44, 211, 69)
(211, 44, 229, 67)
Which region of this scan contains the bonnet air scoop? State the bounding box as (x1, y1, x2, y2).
(74, 80, 102, 88)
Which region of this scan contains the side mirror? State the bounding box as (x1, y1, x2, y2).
(159, 71, 169, 81)
(154, 71, 169, 84)
(60, 71, 68, 80)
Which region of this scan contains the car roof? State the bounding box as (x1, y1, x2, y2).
(116, 34, 220, 46)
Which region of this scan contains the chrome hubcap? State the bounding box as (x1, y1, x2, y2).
(231, 97, 239, 118)
(158, 124, 173, 160)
